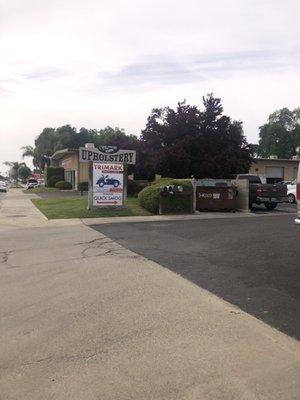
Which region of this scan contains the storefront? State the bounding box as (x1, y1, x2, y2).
(51, 149, 89, 189)
(51, 145, 136, 189)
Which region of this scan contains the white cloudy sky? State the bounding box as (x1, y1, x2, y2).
(0, 0, 299, 172)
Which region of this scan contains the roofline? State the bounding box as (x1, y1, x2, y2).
(252, 157, 300, 162)
(51, 148, 78, 160)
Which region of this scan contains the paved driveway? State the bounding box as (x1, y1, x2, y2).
(93, 213, 300, 339)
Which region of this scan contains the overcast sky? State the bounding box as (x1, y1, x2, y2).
(0, 0, 299, 173)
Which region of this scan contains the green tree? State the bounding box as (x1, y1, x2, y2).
(21, 145, 40, 169)
(33, 127, 57, 169)
(3, 161, 26, 186)
(140, 95, 251, 179)
(18, 165, 31, 182)
(258, 107, 300, 158)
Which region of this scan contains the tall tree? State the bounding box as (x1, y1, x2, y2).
(258, 107, 300, 158)
(139, 95, 251, 179)
(21, 145, 39, 169)
(18, 165, 31, 182)
(24, 125, 140, 171)
(3, 161, 27, 186)
(34, 127, 57, 169)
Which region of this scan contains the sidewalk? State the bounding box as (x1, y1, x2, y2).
(0, 189, 81, 229)
(0, 189, 299, 399)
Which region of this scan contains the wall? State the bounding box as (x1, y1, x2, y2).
(78, 161, 89, 183)
(231, 179, 249, 211)
(59, 154, 78, 171)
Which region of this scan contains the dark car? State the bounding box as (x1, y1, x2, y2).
(236, 174, 288, 210)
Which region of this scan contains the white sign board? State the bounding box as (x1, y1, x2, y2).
(92, 162, 124, 207)
(79, 147, 136, 164)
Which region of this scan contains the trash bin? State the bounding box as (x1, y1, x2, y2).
(196, 186, 236, 211)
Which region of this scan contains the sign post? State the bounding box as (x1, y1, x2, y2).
(88, 162, 125, 210)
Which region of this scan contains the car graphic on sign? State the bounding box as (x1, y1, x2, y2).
(96, 175, 120, 188)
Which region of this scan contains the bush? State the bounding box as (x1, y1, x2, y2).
(55, 180, 72, 190)
(138, 178, 193, 214)
(78, 181, 89, 191)
(47, 176, 63, 188)
(45, 167, 64, 187)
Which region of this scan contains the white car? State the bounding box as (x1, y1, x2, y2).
(0, 181, 7, 192)
(295, 169, 300, 224)
(26, 178, 39, 189)
(287, 180, 297, 204)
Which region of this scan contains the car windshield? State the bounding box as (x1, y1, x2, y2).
(28, 179, 38, 184)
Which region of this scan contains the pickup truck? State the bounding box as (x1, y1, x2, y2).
(236, 174, 288, 210)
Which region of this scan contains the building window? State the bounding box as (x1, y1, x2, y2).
(65, 170, 75, 188)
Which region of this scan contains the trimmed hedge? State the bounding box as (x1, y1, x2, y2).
(55, 180, 72, 190)
(48, 176, 63, 188)
(138, 178, 193, 214)
(45, 167, 64, 187)
(78, 181, 89, 191)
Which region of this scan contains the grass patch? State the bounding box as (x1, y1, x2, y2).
(23, 187, 59, 194)
(32, 196, 151, 219)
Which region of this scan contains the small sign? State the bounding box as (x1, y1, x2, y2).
(79, 147, 136, 164)
(91, 162, 124, 207)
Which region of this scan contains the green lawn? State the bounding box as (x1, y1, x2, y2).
(23, 187, 59, 194)
(32, 196, 151, 219)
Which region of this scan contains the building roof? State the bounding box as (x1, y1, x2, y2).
(51, 148, 78, 161)
(252, 157, 300, 163)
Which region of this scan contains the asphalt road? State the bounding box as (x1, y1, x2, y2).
(93, 213, 300, 339)
(251, 202, 297, 214)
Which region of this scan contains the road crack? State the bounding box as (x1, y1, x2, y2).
(78, 236, 142, 260)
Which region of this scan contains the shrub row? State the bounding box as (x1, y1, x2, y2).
(45, 167, 65, 187)
(55, 180, 72, 190)
(138, 178, 193, 214)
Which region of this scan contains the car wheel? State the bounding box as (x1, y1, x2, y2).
(288, 194, 296, 204)
(264, 202, 277, 210)
(114, 181, 120, 187)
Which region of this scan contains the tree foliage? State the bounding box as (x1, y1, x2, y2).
(22, 95, 252, 179)
(3, 161, 29, 185)
(18, 165, 31, 182)
(258, 107, 300, 158)
(23, 126, 140, 171)
(140, 94, 251, 178)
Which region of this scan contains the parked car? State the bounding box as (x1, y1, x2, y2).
(295, 168, 300, 224)
(26, 178, 39, 189)
(236, 174, 288, 210)
(286, 180, 297, 204)
(0, 181, 7, 192)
